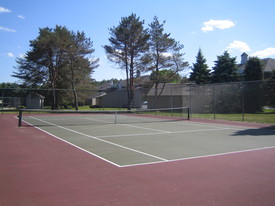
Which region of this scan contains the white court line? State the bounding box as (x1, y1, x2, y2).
(84, 115, 234, 135)
(84, 117, 114, 124)
(28, 116, 168, 162)
(86, 116, 173, 133)
(173, 120, 274, 130)
(120, 145, 275, 167)
(117, 123, 171, 133)
(168, 120, 231, 129)
(86, 117, 171, 133)
(97, 127, 231, 138)
(173, 121, 275, 134)
(19, 117, 121, 167)
(93, 118, 232, 138)
(21, 116, 275, 168)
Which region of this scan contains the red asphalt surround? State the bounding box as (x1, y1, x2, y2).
(1, 114, 275, 206)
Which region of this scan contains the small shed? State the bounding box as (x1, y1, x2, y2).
(26, 93, 45, 109)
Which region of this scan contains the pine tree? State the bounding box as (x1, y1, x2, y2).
(13, 26, 98, 109)
(212, 51, 239, 83)
(104, 13, 149, 110)
(243, 57, 263, 81)
(189, 49, 210, 84)
(144, 16, 188, 108)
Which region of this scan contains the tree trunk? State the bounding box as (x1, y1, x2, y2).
(70, 60, 78, 111)
(72, 85, 78, 111)
(128, 55, 135, 110)
(50, 67, 57, 110)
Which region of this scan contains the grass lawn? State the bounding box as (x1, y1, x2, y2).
(86, 107, 275, 124)
(3, 106, 275, 124)
(191, 113, 275, 124)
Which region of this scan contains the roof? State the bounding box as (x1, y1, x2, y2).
(238, 57, 275, 74)
(261, 58, 275, 72)
(27, 92, 45, 99)
(88, 92, 106, 99)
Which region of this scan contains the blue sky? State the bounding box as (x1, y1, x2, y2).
(1, 0, 275, 83)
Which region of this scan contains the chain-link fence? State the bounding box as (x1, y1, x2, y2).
(189, 81, 274, 121)
(145, 80, 275, 123)
(1, 80, 275, 123)
(0, 87, 148, 111)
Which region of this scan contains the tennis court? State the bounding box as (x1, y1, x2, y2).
(18, 108, 275, 167)
(1, 111, 275, 206)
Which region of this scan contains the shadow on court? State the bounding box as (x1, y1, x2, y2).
(232, 125, 275, 136)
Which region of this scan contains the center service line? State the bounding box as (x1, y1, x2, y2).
(29, 116, 168, 161)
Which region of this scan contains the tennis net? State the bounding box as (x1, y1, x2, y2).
(18, 107, 190, 127)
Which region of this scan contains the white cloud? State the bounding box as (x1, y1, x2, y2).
(7, 52, 14, 57)
(251, 48, 275, 58)
(227, 41, 251, 52)
(202, 19, 235, 32)
(19, 53, 25, 58)
(161, 52, 172, 57)
(0, 7, 11, 13)
(0, 26, 16, 32)
(17, 14, 25, 19)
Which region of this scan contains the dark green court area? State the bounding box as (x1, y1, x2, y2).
(21, 114, 275, 167)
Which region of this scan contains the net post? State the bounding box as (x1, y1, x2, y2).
(18, 109, 22, 127)
(187, 107, 190, 120)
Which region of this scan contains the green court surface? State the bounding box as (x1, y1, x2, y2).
(21, 114, 275, 167)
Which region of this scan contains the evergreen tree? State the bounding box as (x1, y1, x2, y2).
(243, 57, 263, 81)
(189, 49, 210, 84)
(104, 13, 149, 110)
(242, 57, 264, 113)
(212, 51, 239, 83)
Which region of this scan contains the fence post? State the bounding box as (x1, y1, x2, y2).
(213, 84, 216, 120)
(189, 85, 192, 118)
(241, 82, 245, 121)
(1, 90, 4, 114)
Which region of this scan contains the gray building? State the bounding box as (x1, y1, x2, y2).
(238, 52, 275, 76)
(146, 83, 190, 109)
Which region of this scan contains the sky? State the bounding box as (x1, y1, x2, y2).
(1, 0, 275, 83)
